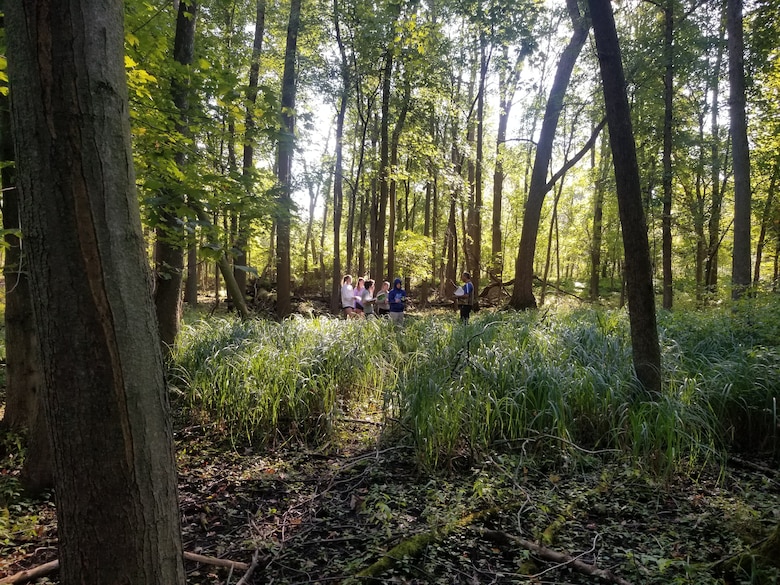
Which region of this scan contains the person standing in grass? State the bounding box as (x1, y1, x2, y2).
(387, 277, 407, 325)
(340, 275, 356, 319)
(376, 281, 391, 316)
(353, 276, 366, 316)
(455, 271, 475, 322)
(361, 279, 377, 319)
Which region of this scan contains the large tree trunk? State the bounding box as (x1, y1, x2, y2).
(589, 0, 662, 394)
(276, 0, 302, 318)
(510, 0, 589, 310)
(6, 2, 186, 582)
(155, 0, 197, 349)
(728, 0, 752, 298)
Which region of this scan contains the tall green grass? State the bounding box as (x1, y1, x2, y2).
(171, 299, 780, 474)
(171, 315, 398, 444)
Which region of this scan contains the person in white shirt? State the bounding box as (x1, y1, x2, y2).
(340, 275, 356, 319)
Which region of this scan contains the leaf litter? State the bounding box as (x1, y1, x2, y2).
(2, 412, 779, 584)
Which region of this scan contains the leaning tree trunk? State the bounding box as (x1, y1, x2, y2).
(588, 0, 662, 394)
(6, 1, 186, 582)
(510, 0, 589, 310)
(276, 0, 302, 318)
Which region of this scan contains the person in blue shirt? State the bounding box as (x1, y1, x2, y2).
(387, 277, 407, 325)
(455, 271, 474, 322)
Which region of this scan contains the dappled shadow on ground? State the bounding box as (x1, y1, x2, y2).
(2, 415, 779, 584)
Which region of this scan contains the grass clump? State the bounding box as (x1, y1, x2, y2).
(171, 315, 398, 445)
(171, 297, 780, 474)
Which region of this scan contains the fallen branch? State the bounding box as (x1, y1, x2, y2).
(0, 551, 249, 585)
(481, 529, 633, 585)
(235, 550, 262, 585)
(183, 551, 249, 571)
(0, 560, 58, 585)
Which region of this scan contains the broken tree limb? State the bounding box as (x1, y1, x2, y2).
(182, 551, 250, 571)
(0, 560, 58, 585)
(481, 529, 634, 585)
(235, 550, 262, 585)
(0, 552, 249, 585)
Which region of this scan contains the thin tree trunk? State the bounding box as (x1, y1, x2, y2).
(705, 20, 726, 293)
(155, 0, 197, 349)
(661, 0, 674, 309)
(754, 163, 779, 284)
(276, 0, 302, 318)
(332, 0, 349, 312)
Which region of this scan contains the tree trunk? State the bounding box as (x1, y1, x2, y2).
(728, 0, 752, 299)
(590, 134, 608, 301)
(6, 1, 186, 582)
(387, 78, 411, 281)
(661, 0, 674, 310)
(332, 0, 349, 312)
(705, 20, 726, 294)
(589, 0, 662, 394)
(754, 163, 779, 284)
(0, 79, 52, 493)
(510, 0, 589, 310)
(235, 0, 266, 299)
(376, 50, 393, 282)
(276, 0, 302, 318)
(155, 0, 197, 349)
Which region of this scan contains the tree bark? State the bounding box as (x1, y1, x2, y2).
(155, 0, 197, 349)
(661, 0, 674, 309)
(0, 78, 52, 493)
(332, 0, 349, 312)
(728, 0, 752, 298)
(510, 0, 589, 310)
(588, 0, 661, 394)
(276, 0, 302, 318)
(5, 1, 186, 582)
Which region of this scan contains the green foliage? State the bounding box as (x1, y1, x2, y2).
(171, 315, 399, 444)
(173, 298, 780, 476)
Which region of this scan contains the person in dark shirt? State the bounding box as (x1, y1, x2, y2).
(455, 271, 474, 322)
(387, 277, 406, 325)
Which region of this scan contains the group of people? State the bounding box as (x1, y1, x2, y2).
(340, 271, 475, 324)
(340, 275, 408, 324)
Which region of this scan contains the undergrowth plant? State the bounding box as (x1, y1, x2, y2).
(171, 315, 399, 444)
(171, 297, 780, 474)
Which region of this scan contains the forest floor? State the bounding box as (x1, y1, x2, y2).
(1, 401, 779, 585)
